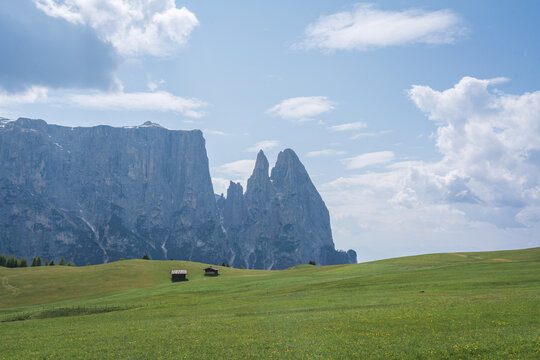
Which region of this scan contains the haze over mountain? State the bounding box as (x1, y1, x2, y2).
(0, 118, 355, 268)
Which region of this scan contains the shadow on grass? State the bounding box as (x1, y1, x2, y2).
(1, 305, 136, 322)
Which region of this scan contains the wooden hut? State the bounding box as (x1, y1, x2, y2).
(171, 269, 187, 282)
(204, 266, 219, 276)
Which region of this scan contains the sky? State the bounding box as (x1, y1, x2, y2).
(1, 0, 539, 262)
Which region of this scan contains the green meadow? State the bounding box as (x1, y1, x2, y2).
(1, 248, 539, 359)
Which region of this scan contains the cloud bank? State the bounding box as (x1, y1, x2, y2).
(323, 77, 540, 260)
(0, 87, 207, 118)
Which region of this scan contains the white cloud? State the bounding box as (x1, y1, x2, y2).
(0, 87, 49, 106)
(342, 151, 395, 169)
(0, 87, 207, 118)
(299, 3, 464, 52)
(408, 76, 540, 210)
(66, 90, 206, 118)
(246, 140, 280, 153)
(328, 121, 367, 132)
(267, 96, 335, 122)
(33, 0, 199, 57)
(306, 149, 346, 157)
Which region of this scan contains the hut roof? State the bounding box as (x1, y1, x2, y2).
(205, 266, 219, 271)
(171, 270, 187, 275)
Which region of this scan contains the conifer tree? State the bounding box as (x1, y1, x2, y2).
(48, 260, 55, 266)
(19, 258, 28, 267)
(142, 254, 150, 260)
(0, 254, 6, 267)
(36, 256, 42, 266)
(59, 256, 66, 266)
(31, 257, 37, 267)
(6, 256, 18, 268)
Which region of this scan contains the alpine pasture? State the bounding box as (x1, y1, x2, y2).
(1, 248, 539, 359)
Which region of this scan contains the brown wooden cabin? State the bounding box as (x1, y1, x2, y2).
(204, 266, 219, 276)
(171, 269, 188, 282)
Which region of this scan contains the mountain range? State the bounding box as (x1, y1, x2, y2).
(0, 118, 356, 269)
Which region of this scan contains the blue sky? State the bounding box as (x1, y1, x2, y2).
(1, 0, 539, 261)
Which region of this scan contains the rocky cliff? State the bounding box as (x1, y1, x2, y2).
(217, 150, 357, 269)
(0, 118, 229, 265)
(0, 118, 355, 268)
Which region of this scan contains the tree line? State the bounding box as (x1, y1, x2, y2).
(0, 254, 75, 268)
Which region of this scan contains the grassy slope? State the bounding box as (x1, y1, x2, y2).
(0, 248, 539, 359)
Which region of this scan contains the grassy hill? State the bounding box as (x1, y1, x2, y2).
(1, 248, 539, 359)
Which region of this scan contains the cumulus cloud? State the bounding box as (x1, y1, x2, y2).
(246, 140, 280, 153)
(306, 149, 346, 157)
(33, 0, 199, 57)
(408, 76, 540, 209)
(324, 76, 540, 260)
(299, 3, 464, 52)
(267, 96, 335, 122)
(342, 151, 395, 169)
(328, 121, 367, 132)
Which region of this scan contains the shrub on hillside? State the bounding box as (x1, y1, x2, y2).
(308, 260, 316, 265)
(142, 254, 150, 260)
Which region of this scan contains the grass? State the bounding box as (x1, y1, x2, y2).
(0, 248, 539, 359)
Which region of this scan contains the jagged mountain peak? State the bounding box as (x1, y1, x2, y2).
(271, 148, 310, 188)
(254, 150, 269, 174)
(246, 150, 270, 196)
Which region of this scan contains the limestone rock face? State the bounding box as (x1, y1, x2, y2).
(219, 149, 357, 269)
(0, 118, 229, 264)
(0, 118, 355, 268)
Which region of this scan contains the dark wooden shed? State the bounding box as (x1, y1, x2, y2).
(204, 266, 219, 276)
(171, 269, 188, 282)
